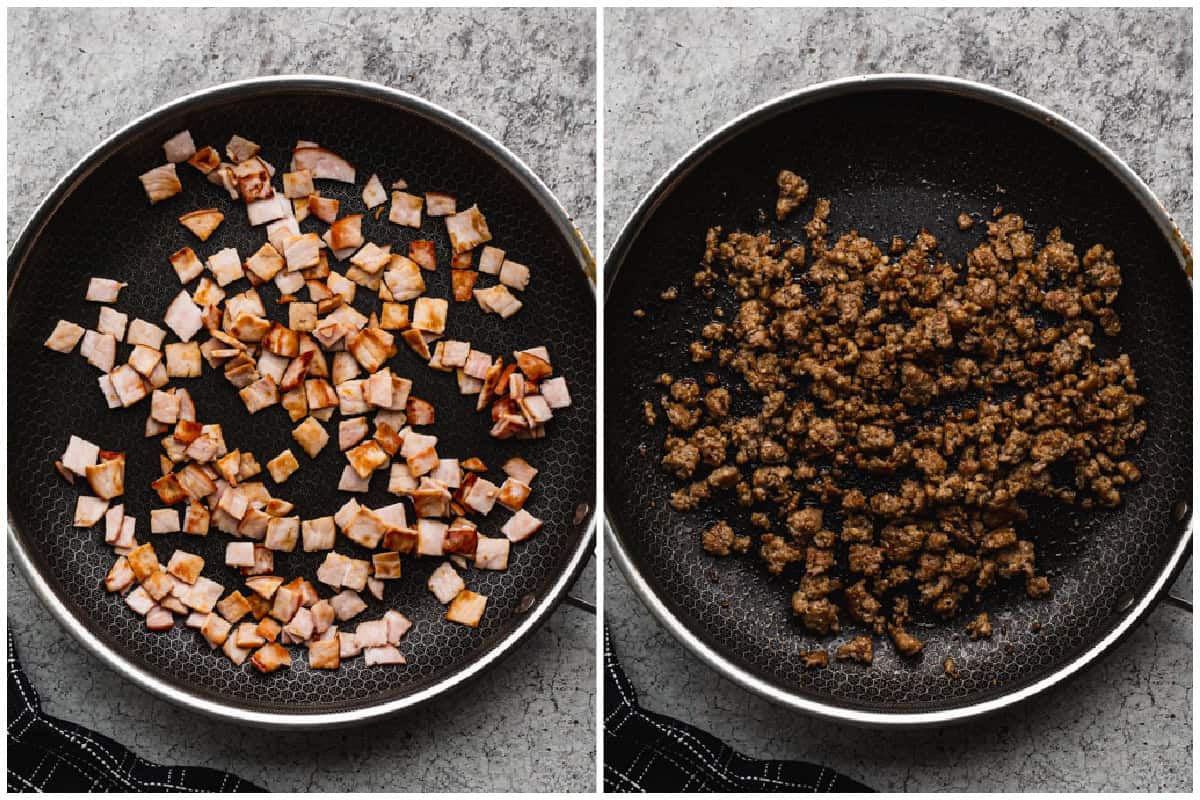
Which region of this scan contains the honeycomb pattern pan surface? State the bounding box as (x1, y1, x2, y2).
(8, 78, 596, 724)
(604, 77, 1191, 723)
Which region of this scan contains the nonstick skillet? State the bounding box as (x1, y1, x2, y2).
(8, 76, 596, 728)
(604, 74, 1192, 727)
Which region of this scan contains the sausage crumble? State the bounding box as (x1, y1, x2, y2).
(648, 170, 1146, 666)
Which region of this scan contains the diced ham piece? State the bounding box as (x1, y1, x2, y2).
(163, 130, 196, 163)
(445, 204, 492, 253)
(291, 146, 355, 183)
(384, 610, 412, 644)
(478, 246, 505, 275)
(61, 436, 100, 477)
(86, 457, 125, 499)
(425, 192, 457, 217)
(105, 557, 136, 593)
(474, 285, 523, 319)
(502, 509, 544, 542)
(125, 587, 156, 616)
(541, 376, 572, 408)
(246, 194, 291, 226)
(44, 320, 86, 353)
(361, 173, 387, 208)
(499, 260, 531, 291)
(330, 589, 368, 621)
(139, 164, 182, 204)
(150, 508, 181, 533)
(389, 191, 422, 227)
(186, 576, 225, 613)
(446, 590, 487, 627)
(250, 642, 292, 673)
(427, 561, 465, 604)
(178, 208, 224, 242)
(302, 516, 337, 552)
(364, 645, 406, 666)
(474, 537, 510, 570)
(82, 331, 117, 372)
(462, 477, 500, 515)
(308, 638, 340, 669)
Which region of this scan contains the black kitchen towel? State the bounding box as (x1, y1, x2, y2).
(604, 626, 873, 793)
(7, 631, 264, 793)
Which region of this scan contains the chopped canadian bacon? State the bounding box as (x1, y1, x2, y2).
(246, 193, 291, 226)
(206, 247, 245, 287)
(431, 459, 461, 489)
(264, 516, 300, 552)
(329, 215, 366, 253)
(497, 478, 532, 512)
(499, 260, 531, 291)
(478, 246, 505, 275)
(330, 589, 367, 622)
(462, 477, 499, 515)
(125, 587, 156, 616)
(519, 394, 554, 426)
(233, 158, 273, 202)
(245, 242, 285, 282)
(308, 638, 340, 669)
(82, 331, 116, 372)
(446, 590, 487, 627)
(362, 173, 387, 209)
(97, 307, 129, 341)
(178, 208, 225, 241)
(86, 458, 126, 499)
(128, 344, 163, 377)
(291, 416, 330, 458)
(417, 518, 448, 557)
(444, 522, 477, 556)
(389, 191, 422, 227)
(383, 610, 412, 644)
(126, 320, 167, 351)
(283, 169, 314, 199)
(162, 130, 197, 163)
(125, 542, 158, 582)
(355, 619, 389, 648)
(265, 218, 301, 256)
(540, 376, 572, 409)
(61, 435, 100, 476)
(344, 506, 387, 547)
(150, 510, 182, 534)
(364, 645, 406, 666)
(387, 462, 419, 496)
(339, 417, 372, 451)
(45, 320, 86, 353)
(308, 194, 339, 224)
(372, 551, 402, 580)
(104, 504, 125, 543)
(114, 515, 137, 550)
(238, 374, 279, 414)
(250, 642, 292, 673)
(291, 145, 355, 183)
(411, 297, 448, 335)
(217, 591, 253, 624)
(262, 323, 299, 357)
(269, 585, 302, 623)
(386, 257, 428, 303)
(235, 622, 266, 649)
(105, 556, 136, 592)
(139, 163, 182, 204)
(515, 349, 553, 379)
(226, 135, 260, 163)
(405, 396, 435, 426)
(284, 606, 315, 641)
(187, 146, 220, 174)
(296, 517, 335, 554)
(425, 192, 457, 217)
(451, 268, 479, 302)
(164, 342, 202, 378)
(73, 495, 109, 527)
(502, 509, 544, 543)
(183, 501, 210, 535)
(165, 550, 204, 584)
(408, 240, 436, 271)
(445, 204, 492, 253)
(474, 536, 510, 570)
(351, 242, 392, 274)
(473, 285, 523, 319)
(258, 351, 289, 384)
(427, 562, 465, 604)
(304, 378, 339, 410)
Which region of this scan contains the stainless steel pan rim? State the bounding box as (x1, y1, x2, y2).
(8, 74, 596, 730)
(604, 72, 1192, 729)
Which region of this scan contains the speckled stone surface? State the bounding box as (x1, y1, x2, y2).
(604, 7, 1191, 793)
(7, 7, 595, 793)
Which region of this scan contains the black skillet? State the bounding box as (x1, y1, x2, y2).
(8, 76, 596, 728)
(605, 75, 1191, 726)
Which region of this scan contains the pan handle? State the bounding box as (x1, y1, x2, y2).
(563, 549, 596, 614)
(1164, 593, 1192, 613)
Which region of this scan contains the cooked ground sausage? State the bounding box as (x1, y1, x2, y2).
(648, 171, 1145, 666)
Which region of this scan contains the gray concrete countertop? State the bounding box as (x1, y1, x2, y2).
(604, 7, 1191, 793)
(7, 7, 595, 793)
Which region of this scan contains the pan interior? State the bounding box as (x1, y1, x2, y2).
(605, 88, 1191, 714)
(8, 87, 596, 714)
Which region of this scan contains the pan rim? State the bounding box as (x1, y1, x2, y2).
(8, 74, 596, 730)
(604, 72, 1192, 728)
